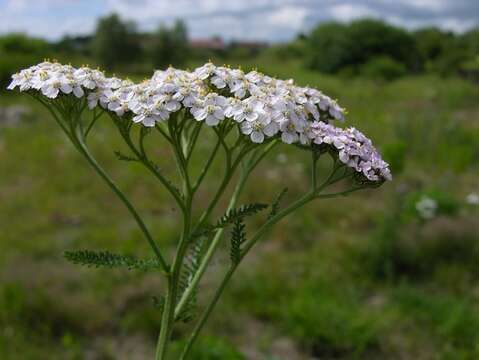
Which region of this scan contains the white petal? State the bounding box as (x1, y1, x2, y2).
(241, 122, 253, 135)
(60, 84, 73, 94)
(213, 109, 224, 120)
(251, 131, 264, 143)
(133, 114, 144, 123)
(281, 132, 295, 144)
(206, 114, 220, 126)
(73, 86, 84, 98)
(245, 112, 258, 122)
(192, 108, 207, 121)
(143, 116, 156, 127)
(263, 122, 279, 137)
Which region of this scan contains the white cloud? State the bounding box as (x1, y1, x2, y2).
(268, 5, 308, 30)
(330, 4, 378, 22)
(0, 0, 478, 40)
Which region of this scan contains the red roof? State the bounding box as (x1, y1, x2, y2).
(190, 38, 225, 50)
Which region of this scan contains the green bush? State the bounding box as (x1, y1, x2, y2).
(0, 33, 53, 88)
(0, 33, 51, 55)
(0, 53, 46, 89)
(307, 19, 417, 75)
(359, 56, 407, 80)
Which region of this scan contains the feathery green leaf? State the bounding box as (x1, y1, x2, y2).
(216, 203, 268, 229)
(230, 218, 246, 264)
(176, 237, 205, 322)
(64, 250, 161, 271)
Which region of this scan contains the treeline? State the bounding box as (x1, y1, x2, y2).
(280, 19, 479, 80)
(1, 14, 479, 87)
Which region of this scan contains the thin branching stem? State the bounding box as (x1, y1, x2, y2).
(191, 138, 220, 193)
(185, 122, 203, 164)
(35, 99, 171, 274)
(111, 116, 186, 214)
(174, 139, 278, 319)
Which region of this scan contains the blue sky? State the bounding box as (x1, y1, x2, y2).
(1, 0, 478, 41)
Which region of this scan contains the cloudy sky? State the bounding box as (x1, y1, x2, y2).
(1, 0, 478, 41)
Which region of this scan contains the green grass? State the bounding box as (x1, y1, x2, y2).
(1, 58, 479, 359)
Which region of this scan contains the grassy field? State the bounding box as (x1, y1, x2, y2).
(1, 58, 479, 359)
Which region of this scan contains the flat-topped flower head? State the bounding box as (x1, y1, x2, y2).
(7, 61, 390, 183)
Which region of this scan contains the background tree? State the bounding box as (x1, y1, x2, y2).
(0, 33, 52, 87)
(306, 22, 352, 73)
(151, 19, 189, 69)
(307, 19, 419, 75)
(91, 13, 140, 70)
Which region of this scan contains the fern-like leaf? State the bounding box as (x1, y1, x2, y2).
(230, 218, 246, 264)
(64, 250, 161, 271)
(176, 237, 205, 322)
(268, 187, 288, 219)
(216, 203, 268, 229)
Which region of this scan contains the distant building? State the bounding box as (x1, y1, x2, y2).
(189, 38, 269, 52)
(190, 37, 225, 51)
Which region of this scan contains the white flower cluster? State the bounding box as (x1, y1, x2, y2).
(7, 61, 391, 182)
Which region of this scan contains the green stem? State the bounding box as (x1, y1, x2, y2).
(240, 191, 316, 257)
(316, 186, 365, 199)
(174, 141, 277, 320)
(179, 265, 236, 359)
(112, 116, 186, 214)
(180, 190, 317, 358)
(185, 122, 203, 164)
(156, 135, 194, 359)
(192, 138, 220, 193)
(85, 108, 103, 138)
(155, 205, 191, 359)
(193, 141, 254, 231)
(173, 168, 247, 319)
(74, 132, 170, 273)
(34, 97, 170, 273)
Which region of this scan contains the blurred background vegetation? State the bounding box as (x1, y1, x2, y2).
(1, 12, 479, 360)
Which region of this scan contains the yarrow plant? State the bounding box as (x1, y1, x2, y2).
(8, 61, 391, 359)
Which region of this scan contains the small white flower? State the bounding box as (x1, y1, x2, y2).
(87, 88, 104, 109)
(40, 77, 64, 99)
(190, 94, 226, 126)
(211, 67, 230, 89)
(233, 100, 263, 123)
(74, 68, 97, 89)
(161, 94, 181, 112)
(416, 196, 437, 220)
(7, 70, 33, 91)
(191, 103, 224, 126)
(241, 115, 278, 143)
(195, 62, 216, 80)
(466, 193, 479, 205)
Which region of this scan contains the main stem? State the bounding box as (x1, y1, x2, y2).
(155, 115, 194, 360)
